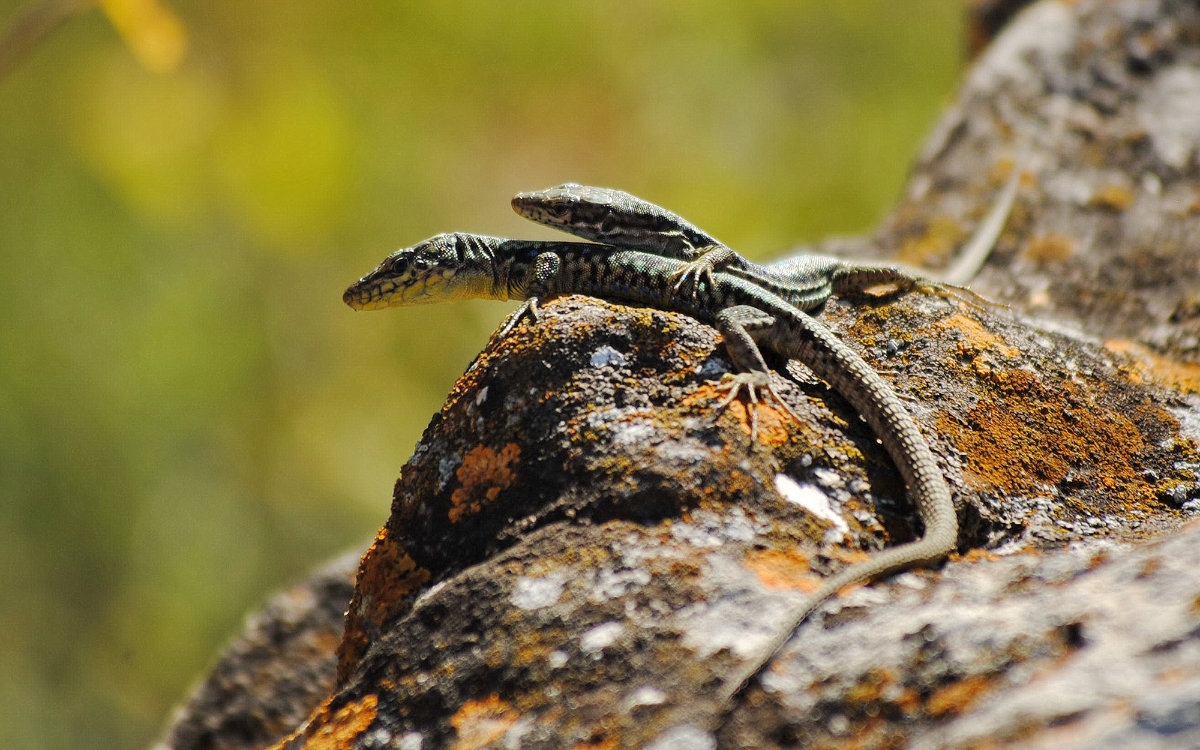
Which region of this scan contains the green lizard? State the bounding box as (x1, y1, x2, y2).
(344, 232, 958, 724)
(511, 155, 1020, 296)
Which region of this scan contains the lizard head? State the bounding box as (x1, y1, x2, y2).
(511, 183, 627, 229)
(343, 232, 504, 310)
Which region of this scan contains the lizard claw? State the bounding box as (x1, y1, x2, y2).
(670, 244, 735, 300)
(712, 372, 801, 441)
(670, 258, 717, 299)
(497, 297, 540, 339)
(918, 280, 997, 313)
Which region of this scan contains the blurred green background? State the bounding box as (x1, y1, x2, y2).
(0, 1, 963, 747)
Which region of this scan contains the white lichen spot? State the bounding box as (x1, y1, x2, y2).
(810, 466, 846, 491)
(670, 522, 724, 548)
(436, 454, 460, 491)
(580, 621, 625, 653)
(775, 473, 849, 539)
(608, 421, 660, 448)
(625, 685, 668, 709)
(547, 649, 569, 668)
(397, 731, 423, 750)
(509, 572, 566, 610)
(411, 580, 449, 610)
(645, 724, 716, 750)
(1170, 396, 1200, 449)
(592, 566, 652, 600)
(1139, 66, 1200, 170)
(589, 344, 626, 368)
(697, 358, 730, 378)
(361, 728, 394, 749)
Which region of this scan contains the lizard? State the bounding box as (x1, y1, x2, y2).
(343, 231, 959, 724)
(510, 150, 1021, 296)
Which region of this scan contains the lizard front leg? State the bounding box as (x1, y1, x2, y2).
(496, 251, 563, 338)
(670, 244, 740, 299)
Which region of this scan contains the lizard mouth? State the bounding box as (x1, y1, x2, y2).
(343, 270, 458, 310)
(342, 279, 393, 310)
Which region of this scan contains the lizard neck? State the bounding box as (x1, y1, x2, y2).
(488, 239, 544, 302)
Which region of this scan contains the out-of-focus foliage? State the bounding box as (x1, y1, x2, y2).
(0, 1, 961, 747)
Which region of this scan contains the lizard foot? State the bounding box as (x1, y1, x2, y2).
(918, 281, 999, 313)
(713, 372, 801, 440)
(669, 257, 717, 299)
(669, 245, 737, 300)
(496, 297, 541, 339)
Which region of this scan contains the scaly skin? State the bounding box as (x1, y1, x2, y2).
(512, 171, 1021, 302)
(344, 232, 958, 728)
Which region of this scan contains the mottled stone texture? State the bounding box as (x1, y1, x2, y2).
(156, 1, 1200, 748)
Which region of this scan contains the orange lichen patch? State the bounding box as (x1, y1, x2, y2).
(896, 216, 967, 267)
(1089, 184, 1135, 211)
(1023, 234, 1077, 266)
(1105, 339, 1200, 394)
(824, 546, 873, 568)
(938, 377, 1151, 508)
(926, 674, 995, 717)
(337, 527, 431, 682)
(572, 740, 618, 750)
(449, 443, 521, 523)
(683, 382, 793, 447)
(744, 548, 822, 592)
(357, 528, 431, 626)
(450, 695, 520, 750)
(1137, 556, 1163, 578)
(955, 548, 1010, 564)
(845, 668, 902, 705)
(271, 694, 379, 750)
(934, 313, 1021, 360)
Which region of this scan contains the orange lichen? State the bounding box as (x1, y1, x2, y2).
(896, 216, 967, 267)
(270, 694, 379, 750)
(938, 376, 1151, 509)
(359, 528, 431, 626)
(844, 668, 903, 707)
(956, 548, 1011, 564)
(683, 383, 793, 447)
(744, 548, 822, 592)
(936, 313, 1021, 360)
(1023, 234, 1077, 266)
(337, 527, 431, 682)
(450, 695, 520, 750)
(926, 675, 995, 717)
(1089, 184, 1135, 211)
(449, 443, 521, 522)
(1105, 339, 1200, 394)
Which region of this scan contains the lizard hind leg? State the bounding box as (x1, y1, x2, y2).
(711, 306, 802, 440)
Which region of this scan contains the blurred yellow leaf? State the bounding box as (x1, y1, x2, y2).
(99, 0, 186, 72)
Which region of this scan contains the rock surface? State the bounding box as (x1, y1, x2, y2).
(155, 1, 1200, 748)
